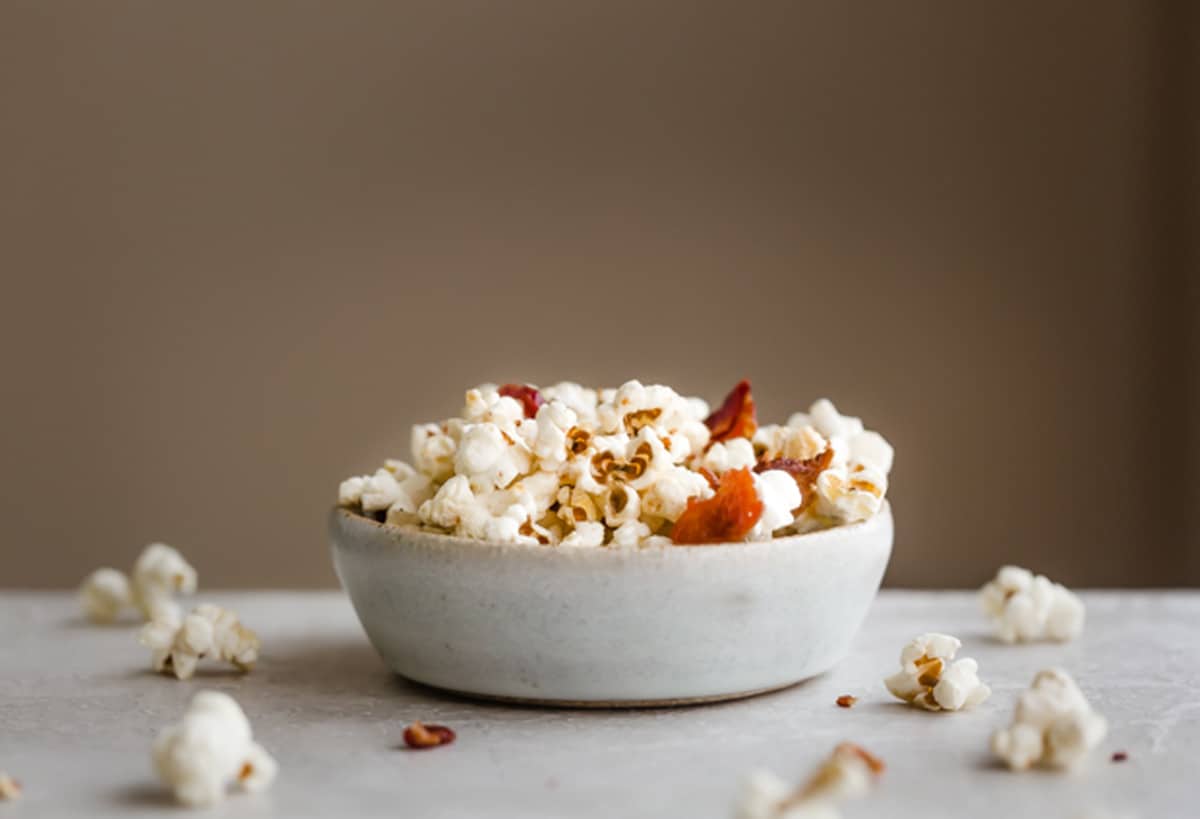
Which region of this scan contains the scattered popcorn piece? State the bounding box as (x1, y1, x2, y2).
(140, 604, 260, 680)
(78, 542, 197, 624)
(153, 691, 277, 808)
(0, 773, 20, 801)
(992, 668, 1107, 771)
(736, 743, 884, 819)
(980, 566, 1085, 643)
(402, 721, 456, 749)
(884, 633, 991, 711)
(132, 543, 198, 621)
(79, 567, 133, 623)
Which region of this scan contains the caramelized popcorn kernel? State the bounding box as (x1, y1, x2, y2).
(755, 448, 834, 513)
(403, 721, 457, 750)
(623, 407, 662, 435)
(703, 379, 757, 444)
(836, 695, 858, 708)
(498, 384, 545, 419)
(670, 467, 764, 545)
(566, 427, 591, 455)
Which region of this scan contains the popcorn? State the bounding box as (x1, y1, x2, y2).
(884, 633, 991, 711)
(815, 465, 887, 524)
(980, 566, 1085, 643)
(455, 423, 531, 492)
(702, 438, 757, 475)
(412, 423, 457, 482)
(140, 604, 260, 680)
(561, 520, 606, 548)
(132, 543, 198, 621)
(992, 669, 1108, 770)
(0, 773, 20, 801)
(735, 743, 884, 819)
(749, 470, 803, 540)
(342, 381, 892, 548)
(80, 567, 132, 623)
(79, 543, 197, 624)
(753, 424, 827, 463)
(153, 691, 277, 807)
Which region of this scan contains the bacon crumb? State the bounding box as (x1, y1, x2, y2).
(403, 721, 456, 750)
(1111, 751, 1128, 763)
(703, 380, 757, 444)
(836, 695, 858, 708)
(670, 468, 764, 545)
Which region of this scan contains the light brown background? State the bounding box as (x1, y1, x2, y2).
(2, 2, 1197, 588)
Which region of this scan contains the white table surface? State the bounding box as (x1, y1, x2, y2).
(1, 590, 1196, 818)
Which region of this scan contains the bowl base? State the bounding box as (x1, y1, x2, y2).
(399, 675, 804, 709)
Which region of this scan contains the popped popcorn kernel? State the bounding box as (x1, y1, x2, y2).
(980, 566, 1085, 643)
(884, 633, 991, 711)
(132, 543, 198, 621)
(992, 669, 1107, 771)
(153, 691, 276, 807)
(80, 567, 132, 623)
(736, 742, 883, 819)
(340, 381, 892, 548)
(140, 604, 260, 680)
(79, 543, 197, 624)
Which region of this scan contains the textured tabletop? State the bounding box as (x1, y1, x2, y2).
(1, 591, 1197, 818)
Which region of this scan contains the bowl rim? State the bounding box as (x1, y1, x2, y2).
(331, 500, 891, 558)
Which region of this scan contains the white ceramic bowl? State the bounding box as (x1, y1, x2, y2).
(330, 503, 892, 706)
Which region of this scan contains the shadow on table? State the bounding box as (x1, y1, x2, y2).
(108, 782, 177, 810)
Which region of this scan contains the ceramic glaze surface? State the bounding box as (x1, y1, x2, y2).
(330, 504, 892, 704)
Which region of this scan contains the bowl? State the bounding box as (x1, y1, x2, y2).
(330, 503, 892, 706)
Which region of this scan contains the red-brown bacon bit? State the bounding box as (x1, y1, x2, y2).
(703, 379, 757, 444)
(754, 448, 834, 514)
(403, 721, 457, 750)
(498, 384, 545, 419)
(670, 467, 764, 545)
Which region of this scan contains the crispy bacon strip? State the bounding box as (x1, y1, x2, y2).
(754, 448, 833, 513)
(670, 467, 764, 545)
(498, 383, 545, 419)
(703, 379, 757, 443)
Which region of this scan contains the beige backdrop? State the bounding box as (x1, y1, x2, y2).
(2, 2, 1197, 588)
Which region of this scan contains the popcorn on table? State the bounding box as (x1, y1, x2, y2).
(153, 691, 277, 808)
(140, 604, 260, 680)
(78, 543, 197, 624)
(992, 668, 1108, 771)
(884, 633, 991, 711)
(736, 742, 884, 819)
(339, 380, 894, 548)
(980, 565, 1085, 643)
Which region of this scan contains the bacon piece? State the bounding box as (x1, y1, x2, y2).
(697, 466, 720, 492)
(703, 379, 757, 443)
(754, 448, 834, 513)
(670, 467, 764, 545)
(498, 383, 545, 419)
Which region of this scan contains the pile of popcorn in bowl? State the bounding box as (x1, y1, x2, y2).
(337, 379, 894, 547)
